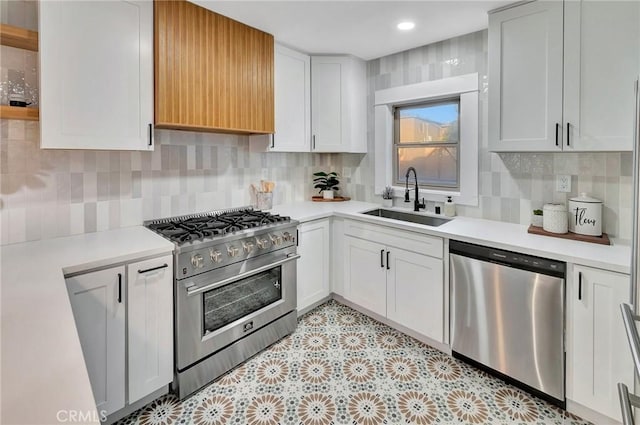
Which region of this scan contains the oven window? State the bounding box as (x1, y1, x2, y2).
(203, 267, 282, 334)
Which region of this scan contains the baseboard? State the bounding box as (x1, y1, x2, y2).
(297, 295, 333, 317)
(566, 399, 621, 425)
(104, 386, 169, 424)
(331, 294, 451, 355)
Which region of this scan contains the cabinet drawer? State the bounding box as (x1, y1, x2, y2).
(344, 220, 443, 259)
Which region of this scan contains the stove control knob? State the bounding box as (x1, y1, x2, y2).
(191, 254, 204, 268)
(227, 246, 240, 257)
(209, 249, 222, 263)
(282, 232, 292, 242)
(257, 238, 270, 249)
(242, 241, 255, 253)
(270, 234, 283, 246)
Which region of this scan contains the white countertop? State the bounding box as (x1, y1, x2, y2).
(1, 226, 174, 425)
(272, 201, 631, 274)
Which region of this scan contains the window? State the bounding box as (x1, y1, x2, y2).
(393, 100, 460, 189)
(374, 73, 478, 206)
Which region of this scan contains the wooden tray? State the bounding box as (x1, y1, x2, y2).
(311, 196, 351, 202)
(527, 225, 611, 245)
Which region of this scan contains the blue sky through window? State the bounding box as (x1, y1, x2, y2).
(400, 102, 459, 125)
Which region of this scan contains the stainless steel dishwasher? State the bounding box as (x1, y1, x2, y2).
(450, 240, 566, 407)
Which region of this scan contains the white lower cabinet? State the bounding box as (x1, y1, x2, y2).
(387, 248, 443, 343)
(66, 255, 173, 419)
(67, 266, 126, 417)
(343, 223, 444, 343)
(127, 256, 173, 404)
(570, 265, 633, 421)
(296, 219, 330, 312)
(344, 236, 387, 316)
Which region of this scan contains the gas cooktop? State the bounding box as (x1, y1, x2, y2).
(145, 208, 291, 245)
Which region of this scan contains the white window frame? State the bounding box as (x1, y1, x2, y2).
(374, 73, 479, 206)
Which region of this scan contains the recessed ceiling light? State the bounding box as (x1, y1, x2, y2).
(397, 21, 415, 31)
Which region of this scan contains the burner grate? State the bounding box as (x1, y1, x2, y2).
(144, 207, 291, 244)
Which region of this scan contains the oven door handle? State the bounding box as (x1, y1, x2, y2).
(185, 254, 301, 297)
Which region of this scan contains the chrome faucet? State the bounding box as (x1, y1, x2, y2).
(404, 167, 426, 212)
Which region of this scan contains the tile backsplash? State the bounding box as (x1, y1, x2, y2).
(0, 121, 341, 244)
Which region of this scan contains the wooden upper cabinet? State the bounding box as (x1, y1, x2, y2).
(154, 0, 274, 134)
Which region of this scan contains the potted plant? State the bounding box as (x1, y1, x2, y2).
(313, 171, 340, 199)
(531, 209, 543, 227)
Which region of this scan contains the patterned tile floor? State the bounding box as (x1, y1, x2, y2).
(117, 300, 590, 425)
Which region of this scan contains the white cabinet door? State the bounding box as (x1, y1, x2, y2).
(66, 267, 126, 416)
(296, 220, 330, 312)
(488, 1, 564, 152)
(250, 45, 311, 152)
(312, 56, 343, 152)
(311, 56, 367, 153)
(563, 1, 639, 152)
(386, 248, 444, 343)
(571, 265, 633, 421)
(274, 45, 311, 152)
(40, 1, 153, 150)
(343, 236, 386, 316)
(127, 256, 173, 404)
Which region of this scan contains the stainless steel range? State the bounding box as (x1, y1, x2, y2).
(145, 207, 299, 399)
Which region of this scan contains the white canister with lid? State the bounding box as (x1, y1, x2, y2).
(543, 203, 568, 234)
(568, 193, 602, 236)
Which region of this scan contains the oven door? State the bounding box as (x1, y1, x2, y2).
(176, 246, 298, 370)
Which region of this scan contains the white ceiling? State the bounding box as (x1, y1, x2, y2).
(192, 1, 512, 60)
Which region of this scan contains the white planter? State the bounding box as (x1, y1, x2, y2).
(322, 190, 334, 200)
(531, 215, 543, 227)
(382, 199, 393, 208)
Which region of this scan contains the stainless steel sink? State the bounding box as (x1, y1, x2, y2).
(361, 209, 451, 227)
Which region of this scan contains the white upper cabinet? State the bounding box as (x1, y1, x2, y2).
(489, 1, 564, 152)
(39, 1, 154, 150)
(489, 0, 639, 152)
(250, 44, 311, 152)
(563, 0, 640, 151)
(252, 51, 367, 153)
(311, 56, 367, 153)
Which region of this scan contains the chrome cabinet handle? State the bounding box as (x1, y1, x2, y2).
(618, 382, 640, 425)
(138, 263, 169, 274)
(186, 254, 301, 296)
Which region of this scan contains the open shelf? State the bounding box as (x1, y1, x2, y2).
(0, 105, 39, 121)
(0, 23, 38, 51)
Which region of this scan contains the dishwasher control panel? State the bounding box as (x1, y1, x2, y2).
(450, 240, 566, 277)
